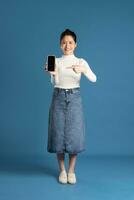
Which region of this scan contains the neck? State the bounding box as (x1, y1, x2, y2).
(62, 54, 75, 57)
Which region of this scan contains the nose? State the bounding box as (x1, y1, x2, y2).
(66, 43, 70, 48)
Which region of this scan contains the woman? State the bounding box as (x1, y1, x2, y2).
(45, 29, 97, 184)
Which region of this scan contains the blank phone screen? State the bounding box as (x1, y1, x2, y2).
(48, 56, 55, 71)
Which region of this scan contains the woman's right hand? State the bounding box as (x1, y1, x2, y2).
(44, 64, 56, 75)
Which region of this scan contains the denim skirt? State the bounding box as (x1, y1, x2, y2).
(47, 87, 86, 154)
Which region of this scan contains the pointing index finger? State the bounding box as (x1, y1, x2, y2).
(66, 66, 74, 69)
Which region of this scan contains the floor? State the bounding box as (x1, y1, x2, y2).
(0, 154, 134, 200)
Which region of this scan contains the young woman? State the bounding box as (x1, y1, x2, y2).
(45, 29, 97, 184)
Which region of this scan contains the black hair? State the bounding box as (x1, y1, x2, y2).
(60, 29, 77, 43)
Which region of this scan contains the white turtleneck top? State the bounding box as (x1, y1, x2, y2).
(51, 54, 97, 89)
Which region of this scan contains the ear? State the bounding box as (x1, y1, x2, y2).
(75, 43, 77, 48)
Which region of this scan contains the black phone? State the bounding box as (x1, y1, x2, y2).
(47, 55, 55, 71)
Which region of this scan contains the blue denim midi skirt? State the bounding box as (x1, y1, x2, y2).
(47, 87, 86, 154)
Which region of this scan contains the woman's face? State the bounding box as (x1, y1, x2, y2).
(60, 35, 77, 55)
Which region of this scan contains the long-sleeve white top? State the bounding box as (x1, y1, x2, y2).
(51, 54, 97, 89)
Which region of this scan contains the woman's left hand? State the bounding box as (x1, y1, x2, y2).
(66, 65, 87, 74)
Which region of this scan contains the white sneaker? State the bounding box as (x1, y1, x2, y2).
(67, 172, 76, 184)
(59, 170, 67, 184)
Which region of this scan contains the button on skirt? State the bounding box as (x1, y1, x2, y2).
(47, 87, 86, 154)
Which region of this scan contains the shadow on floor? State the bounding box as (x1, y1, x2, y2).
(0, 155, 58, 178)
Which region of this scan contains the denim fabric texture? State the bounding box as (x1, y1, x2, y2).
(47, 87, 86, 154)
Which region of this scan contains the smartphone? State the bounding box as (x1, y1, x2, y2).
(47, 55, 55, 71)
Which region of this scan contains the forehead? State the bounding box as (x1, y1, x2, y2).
(61, 35, 75, 42)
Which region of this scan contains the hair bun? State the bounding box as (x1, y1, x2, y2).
(65, 28, 70, 32)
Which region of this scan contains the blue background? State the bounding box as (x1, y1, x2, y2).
(0, 0, 134, 157)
